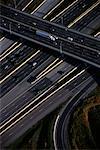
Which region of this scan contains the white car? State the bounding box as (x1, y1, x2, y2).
(67, 37, 73, 41)
(49, 35, 58, 41)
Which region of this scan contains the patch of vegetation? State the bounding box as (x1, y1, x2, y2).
(88, 105, 100, 148)
(68, 86, 100, 150)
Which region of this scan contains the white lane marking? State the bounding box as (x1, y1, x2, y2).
(0, 57, 58, 112)
(31, 0, 47, 14)
(68, 1, 100, 28)
(31, 60, 63, 84)
(53, 115, 60, 150)
(4, 113, 9, 117)
(8, 132, 13, 136)
(94, 32, 100, 37)
(43, 0, 64, 19)
(22, 0, 34, 11)
(58, 67, 77, 83)
(50, 0, 78, 21)
(38, 109, 43, 112)
(37, 58, 59, 78)
(0, 42, 21, 60)
(0, 37, 5, 42)
(30, 116, 33, 120)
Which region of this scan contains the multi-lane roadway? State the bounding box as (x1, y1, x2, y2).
(0, 0, 100, 148)
(0, 5, 100, 68)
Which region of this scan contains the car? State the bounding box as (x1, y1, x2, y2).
(32, 62, 37, 67)
(67, 37, 73, 41)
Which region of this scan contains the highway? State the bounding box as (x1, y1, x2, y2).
(0, 0, 99, 83)
(2, 0, 99, 148)
(1, 0, 98, 97)
(0, 0, 99, 119)
(0, 0, 73, 98)
(0, 0, 99, 111)
(0, 0, 88, 119)
(0, 13, 100, 68)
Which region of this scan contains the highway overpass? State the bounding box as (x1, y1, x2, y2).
(0, 4, 100, 68)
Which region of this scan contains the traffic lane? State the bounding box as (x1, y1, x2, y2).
(17, 0, 35, 10)
(54, 0, 97, 22)
(0, 38, 14, 54)
(55, 80, 94, 149)
(0, 51, 51, 98)
(1, 3, 100, 50)
(81, 14, 100, 34)
(1, 51, 46, 97)
(1, 45, 37, 79)
(56, 0, 97, 26)
(33, 0, 61, 18)
(72, 4, 100, 31)
(1, 78, 52, 124)
(1, 56, 55, 108)
(1, 71, 92, 146)
(1, 62, 73, 124)
(62, 42, 100, 60)
(0, 16, 60, 50)
(62, 42, 100, 66)
(47, 62, 73, 82)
